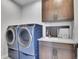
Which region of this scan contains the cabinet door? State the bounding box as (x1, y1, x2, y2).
(42, 0, 74, 22)
(42, 0, 53, 22)
(39, 45, 53, 59)
(57, 48, 74, 59)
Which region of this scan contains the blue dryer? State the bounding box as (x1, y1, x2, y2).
(17, 24, 42, 59)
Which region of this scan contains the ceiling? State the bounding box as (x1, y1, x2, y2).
(11, 0, 37, 6)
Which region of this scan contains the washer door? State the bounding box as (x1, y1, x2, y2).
(18, 27, 32, 48)
(6, 28, 15, 45)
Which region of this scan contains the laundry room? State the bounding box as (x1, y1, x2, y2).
(1, 0, 78, 59)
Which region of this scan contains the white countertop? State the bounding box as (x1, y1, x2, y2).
(38, 37, 77, 44)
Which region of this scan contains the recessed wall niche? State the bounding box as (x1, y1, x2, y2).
(42, 0, 74, 22)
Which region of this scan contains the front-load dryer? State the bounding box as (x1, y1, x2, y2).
(6, 25, 19, 59)
(17, 24, 42, 59)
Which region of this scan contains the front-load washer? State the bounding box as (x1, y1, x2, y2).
(6, 25, 19, 59)
(17, 24, 42, 59)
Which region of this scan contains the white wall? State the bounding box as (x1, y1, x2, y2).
(21, 0, 42, 24)
(73, 0, 78, 42)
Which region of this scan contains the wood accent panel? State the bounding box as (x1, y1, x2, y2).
(42, 0, 74, 22)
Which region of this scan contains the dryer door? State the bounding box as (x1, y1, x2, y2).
(18, 27, 32, 48)
(6, 28, 15, 45)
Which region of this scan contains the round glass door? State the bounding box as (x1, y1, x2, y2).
(18, 28, 32, 48)
(6, 28, 15, 45)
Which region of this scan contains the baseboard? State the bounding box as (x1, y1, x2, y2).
(1, 54, 11, 59)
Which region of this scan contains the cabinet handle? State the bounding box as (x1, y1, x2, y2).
(53, 48, 58, 59)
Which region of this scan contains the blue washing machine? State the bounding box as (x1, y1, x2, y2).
(17, 24, 42, 59)
(6, 25, 19, 59)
